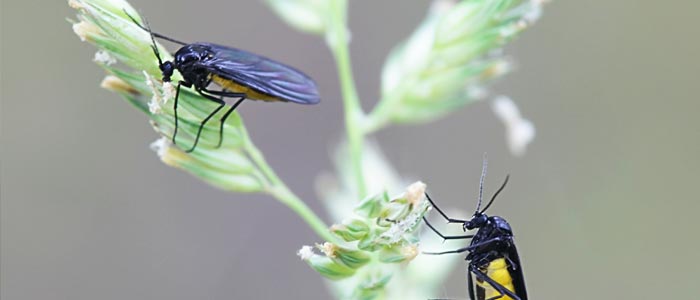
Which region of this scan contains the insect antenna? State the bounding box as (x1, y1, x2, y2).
(480, 174, 509, 214)
(122, 9, 187, 53)
(144, 21, 164, 67)
(474, 154, 488, 214)
(123, 10, 165, 67)
(145, 27, 188, 46)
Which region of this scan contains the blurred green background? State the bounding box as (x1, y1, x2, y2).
(2, 1, 699, 299)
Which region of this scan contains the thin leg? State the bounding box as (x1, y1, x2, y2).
(466, 236, 510, 252)
(423, 245, 471, 256)
(425, 193, 469, 223)
(504, 255, 518, 271)
(200, 87, 246, 98)
(181, 90, 233, 152)
(197, 87, 247, 150)
(426, 237, 507, 256)
(424, 236, 510, 256)
(470, 265, 521, 300)
(423, 217, 474, 240)
(216, 97, 245, 148)
(172, 81, 185, 146)
(184, 98, 225, 153)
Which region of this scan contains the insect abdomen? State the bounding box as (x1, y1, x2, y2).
(477, 258, 516, 300)
(210, 75, 281, 102)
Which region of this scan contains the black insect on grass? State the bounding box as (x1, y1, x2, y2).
(127, 12, 320, 152)
(423, 159, 527, 300)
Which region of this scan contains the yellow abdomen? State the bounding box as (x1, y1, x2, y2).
(477, 258, 516, 300)
(210, 75, 282, 102)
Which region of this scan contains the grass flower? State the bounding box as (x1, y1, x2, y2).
(367, 0, 545, 132)
(301, 181, 431, 299)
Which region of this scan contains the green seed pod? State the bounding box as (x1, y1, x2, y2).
(336, 248, 371, 269)
(378, 244, 419, 264)
(318, 242, 371, 269)
(330, 218, 370, 242)
(299, 246, 356, 280)
(357, 233, 382, 252)
(150, 138, 264, 193)
(358, 271, 393, 291)
(353, 271, 393, 300)
(380, 201, 411, 225)
(355, 191, 389, 218)
(308, 255, 356, 280)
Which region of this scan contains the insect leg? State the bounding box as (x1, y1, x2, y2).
(423, 245, 471, 256)
(466, 236, 511, 252)
(199, 88, 246, 98)
(197, 88, 248, 149)
(171, 81, 187, 147)
(504, 255, 518, 271)
(423, 216, 475, 240)
(185, 90, 237, 152)
(469, 265, 521, 300)
(216, 97, 245, 148)
(425, 193, 469, 223)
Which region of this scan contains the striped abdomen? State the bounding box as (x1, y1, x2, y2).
(476, 258, 516, 300)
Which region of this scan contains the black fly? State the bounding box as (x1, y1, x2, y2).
(126, 12, 320, 152)
(423, 159, 527, 300)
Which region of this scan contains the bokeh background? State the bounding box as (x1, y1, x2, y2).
(3, 1, 699, 299)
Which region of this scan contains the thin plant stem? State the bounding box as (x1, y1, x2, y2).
(244, 140, 337, 242)
(363, 91, 401, 134)
(328, 0, 367, 198)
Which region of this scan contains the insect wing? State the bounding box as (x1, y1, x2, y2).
(507, 244, 528, 300)
(199, 43, 320, 104)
